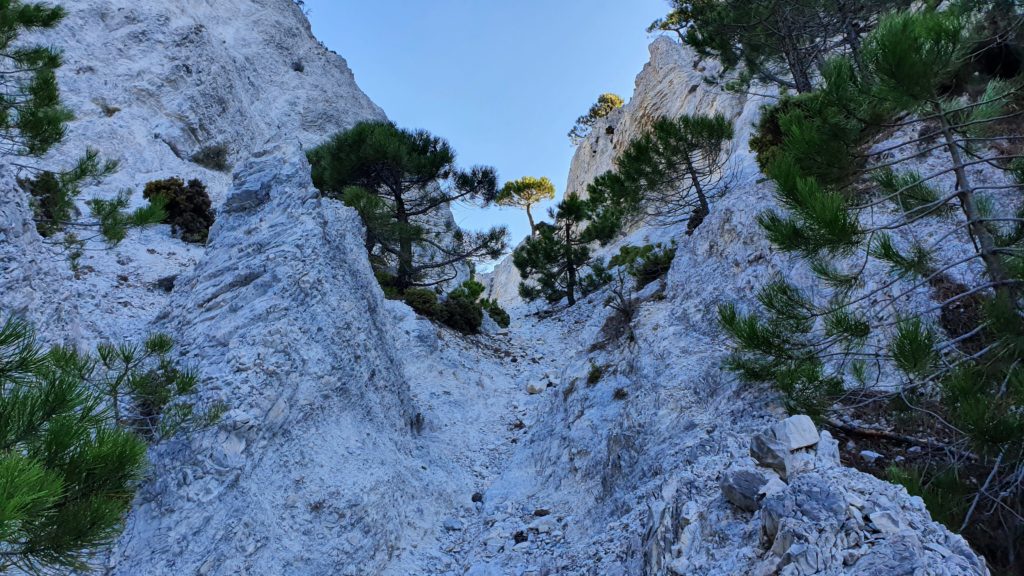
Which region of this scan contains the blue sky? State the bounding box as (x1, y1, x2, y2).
(303, 0, 667, 246)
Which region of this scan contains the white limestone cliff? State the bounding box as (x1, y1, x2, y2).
(0, 3, 992, 575)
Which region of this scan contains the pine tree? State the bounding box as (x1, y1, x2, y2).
(720, 7, 1024, 567)
(0, 316, 147, 574)
(513, 193, 616, 306)
(308, 121, 509, 291)
(588, 113, 734, 234)
(568, 93, 624, 145)
(0, 0, 70, 157)
(497, 176, 556, 237)
(651, 0, 908, 92)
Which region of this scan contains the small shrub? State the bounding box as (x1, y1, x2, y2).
(20, 170, 69, 237)
(375, 271, 402, 300)
(437, 295, 483, 334)
(613, 388, 628, 400)
(291, 60, 305, 73)
(748, 99, 794, 174)
(96, 333, 224, 443)
(449, 278, 486, 301)
(190, 144, 230, 172)
(143, 177, 215, 243)
(569, 93, 625, 144)
(587, 362, 604, 386)
(610, 243, 676, 288)
(481, 298, 510, 328)
(404, 288, 439, 317)
(579, 260, 613, 296)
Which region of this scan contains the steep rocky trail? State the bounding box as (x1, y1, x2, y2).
(385, 303, 581, 575)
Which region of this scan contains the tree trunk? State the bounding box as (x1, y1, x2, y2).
(685, 156, 711, 235)
(526, 204, 537, 237)
(836, 0, 863, 72)
(395, 197, 414, 291)
(565, 220, 577, 306)
(937, 105, 1017, 301)
(775, 6, 814, 93)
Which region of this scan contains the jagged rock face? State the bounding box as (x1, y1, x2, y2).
(50, 0, 384, 165)
(565, 37, 733, 202)
(1, 0, 386, 347)
(0, 173, 79, 338)
(3, 0, 422, 573)
(109, 148, 420, 575)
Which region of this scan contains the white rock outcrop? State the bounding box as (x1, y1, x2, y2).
(0, 2, 991, 575)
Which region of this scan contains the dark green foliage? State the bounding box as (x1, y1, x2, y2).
(448, 278, 485, 302)
(578, 260, 613, 297)
(20, 170, 65, 237)
(480, 298, 510, 328)
(95, 334, 223, 443)
(190, 144, 230, 172)
(873, 168, 945, 217)
(437, 294, 484, 335)
(0, 0, 72, 158)
(405, 279, 510, 332)
(308, 121, 507, 290)
(718, 286, 844, 418)
(887, 466, 972, 529)
(0, 316, 146, 574)
(588, 113, 733, 234)
(720, 7, 1024, 567)
(86, 191, 168, 245)
(568, 93, 624, 145)
(143, 177, 216, 244)
(586, 362, 604, 386)
(652, 0, 909, 93)
(609, 243, 677, 289)
(403, 288, 439, 317)
(18, 150, 155, 242)
(759, 60, 871, 188)
(513, 193, 617, 307)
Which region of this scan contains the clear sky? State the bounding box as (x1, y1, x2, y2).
(303, 0, 668, 247)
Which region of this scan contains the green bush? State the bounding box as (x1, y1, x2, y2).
(96, 333, 223, 443)
(190, 144, 230, 172)
(568, 93, 625, 144)
(481, 298, 510, 328)
(399, 279, 508, 333)
(609, 243, 676, 288)
(143, 177, 215, 243)
(403, 288, 439, 317)
(448, 278, 485, 302)
(748, 98, 798, 175)
(20, 170, 67, 237)
(437, 295, 483, 334)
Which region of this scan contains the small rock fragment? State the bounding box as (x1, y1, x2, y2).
(860, 450, 883, 463)
(443, 518, 464, 531)
(868, 510, 901, 533)
(720, 468, 769, 512)
(775, 415, 820, 451)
